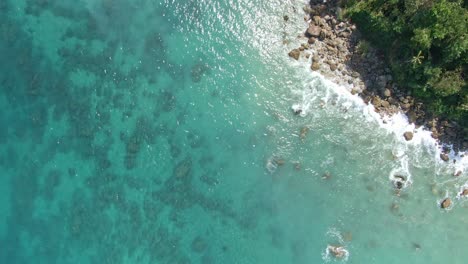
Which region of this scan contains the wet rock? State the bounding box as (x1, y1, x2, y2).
(454, 170, 462, 177)
(440, 153, 449, 162)
(306, 25, 321, 38)
(327, 245, 347, 259)
(441, 198, 451, 209)
(292, 105, 303, 115)
(393, 175, 406, 189)
(461, 189, 468, 196)
(403, 131, 413, 141)
(311, 61, 320, 71)
(283, 15, 289, 22)
(288, 49, 300, 60)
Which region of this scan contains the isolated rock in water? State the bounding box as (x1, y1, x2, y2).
(327, 245, 347, 259)
(440, 153, 449, 162)
(461, 189, 468, 196)
(441, 198, 451, 209)
(393, 176, 406, 189)
(288, 49, 301, 60)
(454, 170, 462, 177)
(403, 131, 413, 141)
(306, 25, 321, 37)
(292, 105, 303, 115)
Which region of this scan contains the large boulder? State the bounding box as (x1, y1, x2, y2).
(403, 131, 413, 141)
(288, 49, 300, 60)
(462, 189, 468, 196)
(306, 25, 322, 38)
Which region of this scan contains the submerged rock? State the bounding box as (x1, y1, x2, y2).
(274, 158, 285, 166)
(403, 131, 413, 141)
(441, 198, 451, 209)
(191, 236, 207, 253)
(300, 127, 310, 139)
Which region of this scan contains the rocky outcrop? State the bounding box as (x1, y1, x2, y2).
(287, 0, 467, 152)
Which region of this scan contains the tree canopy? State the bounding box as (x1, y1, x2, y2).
(345, 0, 467, 124)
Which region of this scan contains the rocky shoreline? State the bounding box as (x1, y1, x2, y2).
(287, 0, 467, 159)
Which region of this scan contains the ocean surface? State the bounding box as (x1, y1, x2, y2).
(1, 0, 468, 263)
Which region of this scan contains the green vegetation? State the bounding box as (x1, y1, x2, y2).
(343, 0, 468, 125)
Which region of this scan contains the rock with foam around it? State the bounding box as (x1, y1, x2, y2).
(441, 198, 451, 209)
(403, 131, 413, 141)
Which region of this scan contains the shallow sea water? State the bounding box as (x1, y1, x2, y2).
(1, 0, 468, 263)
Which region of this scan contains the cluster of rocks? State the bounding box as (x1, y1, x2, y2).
(288, 0, 467, 157)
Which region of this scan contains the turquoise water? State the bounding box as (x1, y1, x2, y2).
(1, 0, 468, 263)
